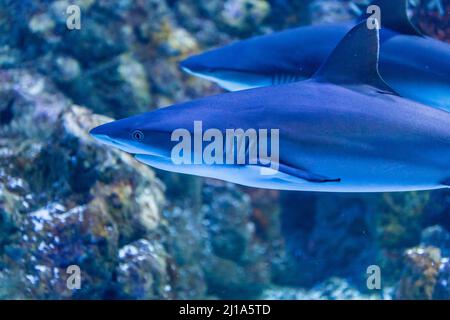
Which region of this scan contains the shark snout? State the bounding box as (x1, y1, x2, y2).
(180, 54, 218, 74)
(90, 122, 143, 154)
(89, 121, 112, 137)
(180, 57, 200, 73)
(90, 131, 118, 148)
(89, 121, 119, 144)
(90, 118, 175, 158)
(90, 123, 122, 149)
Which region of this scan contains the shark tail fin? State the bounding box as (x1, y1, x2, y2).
(361, 0, 423, 36)
(313, 21, 398, 95)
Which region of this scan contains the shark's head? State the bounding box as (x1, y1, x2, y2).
(179, 23, 358, 91)
(179, 32, 315, 92)
(89, 98, 230, 160)
(89, 112, 175, 158)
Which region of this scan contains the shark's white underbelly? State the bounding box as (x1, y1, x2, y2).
(135, 153, 447, 193)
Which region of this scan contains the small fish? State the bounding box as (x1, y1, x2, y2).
(91, 22, 450, 193)
(180, 0, 450, 111)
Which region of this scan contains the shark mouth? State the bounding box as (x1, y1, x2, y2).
(91, 134, 145, 154)
(182, 66, 307, 91)
(181, 67, 275, 91)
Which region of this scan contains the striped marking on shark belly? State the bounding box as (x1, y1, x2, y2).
(271, 73, 305, 85)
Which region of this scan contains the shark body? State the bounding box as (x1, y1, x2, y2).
(181, 0, 450, 111)
(91, 22, 450, 193)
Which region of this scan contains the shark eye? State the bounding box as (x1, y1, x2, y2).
(131, 130, 144, 141)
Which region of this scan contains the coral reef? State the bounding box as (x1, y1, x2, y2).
(262, 277, 391, 300)
(0, 69, 166, 299)
(277, 193, 378, 287)
(116, 239, 170, 299)
(396, 246, 441, 300)
(396, 226, 450, 300)
(412, 0, 449, 42)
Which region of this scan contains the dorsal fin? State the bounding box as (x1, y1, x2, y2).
(361, 0, 422, 36)
(313, 21, 398, 95)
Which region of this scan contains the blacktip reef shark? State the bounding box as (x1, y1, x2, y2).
(91, 22, 450, 193)
(180, 0, 450, 111)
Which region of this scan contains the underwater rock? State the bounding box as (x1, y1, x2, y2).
(160, 205, 209, 299)
(243, 188, 288, 288)
(412, 0, 449, 42)
(434, 257, 450, 299)
(0, 69, 68, 139)
(53, 55, 81, 83)
(32, 104, 165, 245)
(221, 0, 271, 32)
(261, 277, 390, 300)
(116, 239, 170, 300)
(395, 226, 450, 300)
(1, 202, 119, 299)
(202, 184, 255, 261)
(396, 246, 441, 300)
(202, 254, 271, 299)
(172, 2, 232, 48)
(278, 193, 378, 286)
(376, 192, 430, 285)
(28, 12, 55, 36)
(160, 182, 273, 299)
(309, 0, 356, 24)
(0, 0, 207, 119)
(422, 189, 450, 232)
(421, 225, 450, 258)
(162, 206, 205, 266)
(194, 0, 273, 37)
(309, 194, 377, 283)
(0, 69, 166, 298)
(421, 225, 450, 299)
(202, 183, 271, 295)
(43, 52, 153, 119)
(244, 189, 281, 244)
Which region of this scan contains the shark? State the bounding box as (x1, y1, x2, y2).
(180, 0, 450, 111)
(91, 22, 450, 193)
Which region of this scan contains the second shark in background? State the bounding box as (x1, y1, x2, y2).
(181, 0, 450, 111)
